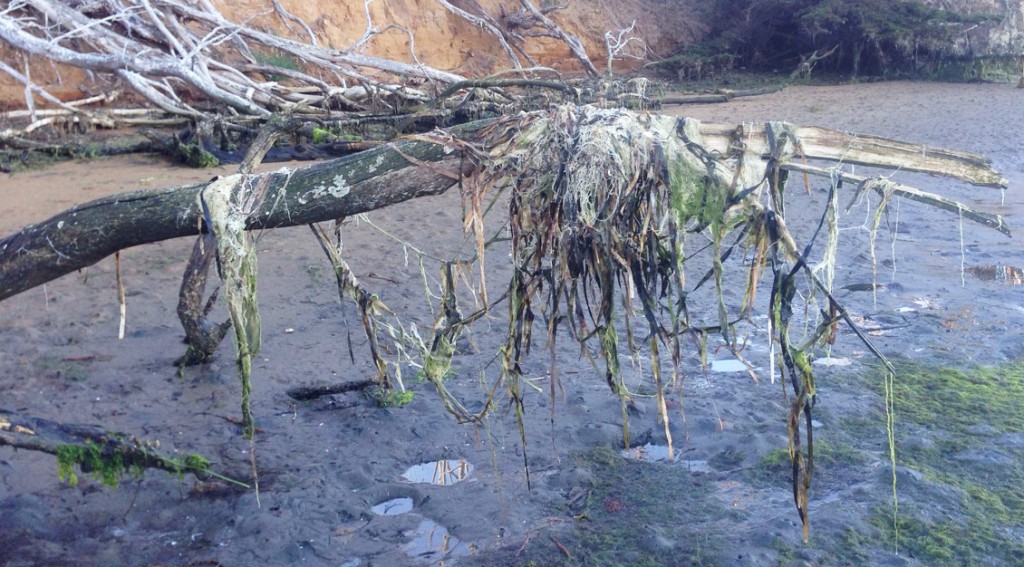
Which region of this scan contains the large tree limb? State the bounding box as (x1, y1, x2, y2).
(436, 0, 523, 70)
(0, 133, 474, 301)
(694, 121, 1008, 187)
(518, 0, 599, 77)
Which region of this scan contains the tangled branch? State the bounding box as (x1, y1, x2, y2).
(0, 0, 464, 118)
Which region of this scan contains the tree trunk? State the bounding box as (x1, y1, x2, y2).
(0, 132, 475, 302)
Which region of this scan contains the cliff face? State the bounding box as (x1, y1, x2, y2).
(0, 0, 699, 107)
(0, 0, 1020, 109)
(216, 0, 699, 75)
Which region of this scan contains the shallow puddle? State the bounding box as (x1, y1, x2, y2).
(371, 497, 414, 516)
(813, 356, 853, 367)
(967, 265, 1024, 285)
(401, 459, 473, 485)
(621, 444, 715, 471)
(709, 359, 747, 373)
(403, 519, 471, 563)
(622, 443, 677, 462)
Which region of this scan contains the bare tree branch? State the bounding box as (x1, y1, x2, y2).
(436, 0, 523, 70)
(518, 0, 599, 77)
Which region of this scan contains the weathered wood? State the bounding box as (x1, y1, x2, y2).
(175, 233, 231, 366)
(661, 93, 731, 105)
(694, 121, 1008, 188)
(518, 0, 599, 77)
(426, 78, 579, 109)
(205, 140, 385, 164)
(0, 0, 466, 118)
(780, 162, 1011, 235)
(1, 134, 163, 162)
(661, 85, 786, 106)
(286, 380, 376, 401)
(0, 134, 473, 301)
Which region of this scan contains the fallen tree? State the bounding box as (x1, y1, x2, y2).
(0, 125, 478, 301)
(0, 108, 1011, 536)
(4, 0, 1016, 545)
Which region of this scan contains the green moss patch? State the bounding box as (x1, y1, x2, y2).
(883, 362, 1024, 435)
(863, 361, 1024, 565)
(748, 439, 867, 486)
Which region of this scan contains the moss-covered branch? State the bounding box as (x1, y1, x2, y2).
(0, 410, 246, 488)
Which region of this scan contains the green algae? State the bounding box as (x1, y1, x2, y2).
(863, 360, 1024, 565)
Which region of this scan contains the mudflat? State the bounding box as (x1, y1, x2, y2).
(1, 81, 1022, 566)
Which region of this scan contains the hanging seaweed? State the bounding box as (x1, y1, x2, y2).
(189, 104, 1007, 536)
(442, 104, 1009, 537)
(311, 222, 397, 391)
(201, 173, 271, 440)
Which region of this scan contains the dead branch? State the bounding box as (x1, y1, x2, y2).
(425, 78, 579, 108)
(0, 132, 163, 163)
(780, 162, 1010, 235)
(790, 45, 840, 80)
(286, 380, 376, 401)
(436, 0, 523, 70)
(270, 0, 317, 45)
(660, 85, 787, 105)
(604, 20, 647, 76)
(0, 0, 465, 119)
(175, 233, 232, 366)
(517, 0, 599, 77)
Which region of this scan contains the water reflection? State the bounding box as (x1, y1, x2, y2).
(371, 497, 414, 516)
(967, 265, 1024, 285)
(401, 459, 473, 485)
(403, 519, 471, 564)
(622, 443, 676, 462)
(622, 444, 713, 471)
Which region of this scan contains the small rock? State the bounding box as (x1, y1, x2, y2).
(878, 464, 924, 484)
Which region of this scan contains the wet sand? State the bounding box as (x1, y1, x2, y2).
(1, 81, 1022, 566)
